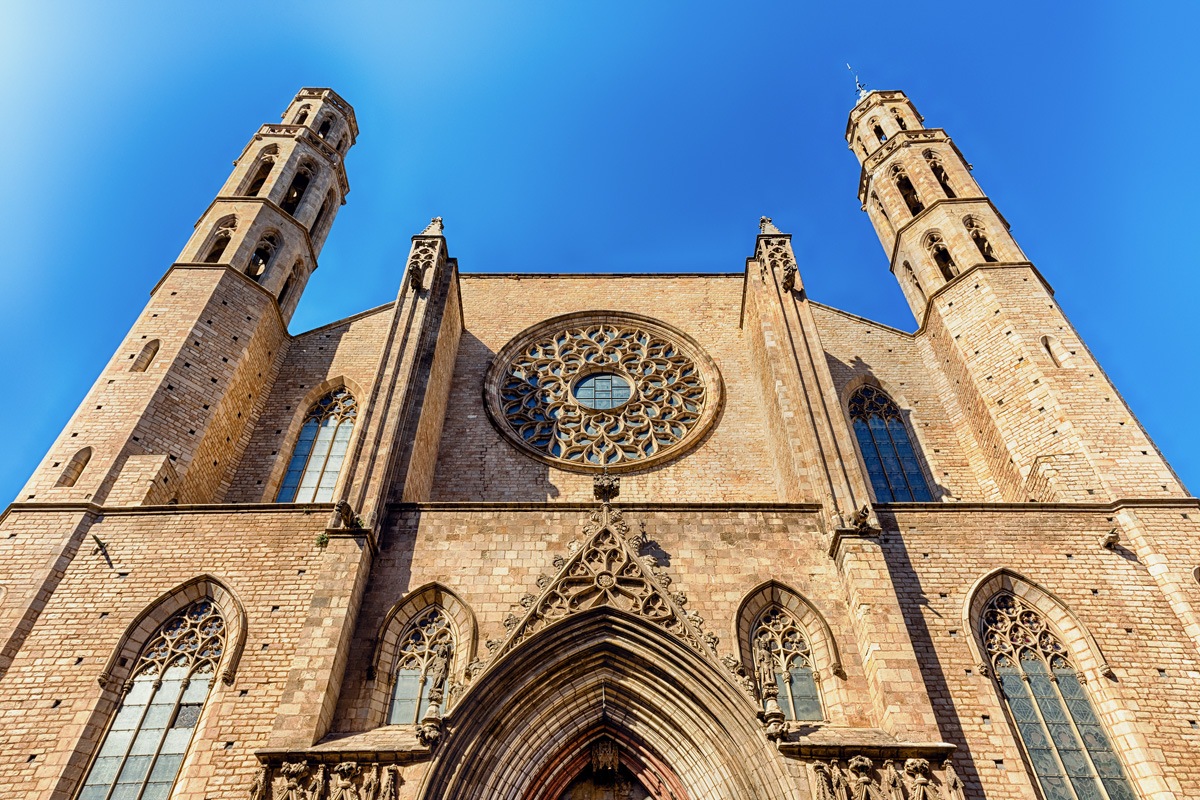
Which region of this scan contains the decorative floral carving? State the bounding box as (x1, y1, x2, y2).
(488, 318, 717, 471)
(903, 759, 935, 800)
(258, 763, 399, 800)
(406, 236, 440, 293)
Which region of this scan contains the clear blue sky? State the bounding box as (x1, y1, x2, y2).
(2, 1, 1197, 502)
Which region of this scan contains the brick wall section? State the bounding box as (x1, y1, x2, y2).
(429, 275, 779, 503)
(879, 505, 1200, 800)
(0, 507, 332, 800)
(224, 304, 395, 503)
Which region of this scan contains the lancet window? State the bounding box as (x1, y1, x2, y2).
(926, 232, 956, 281)
(246, 234, 279, 281)
(751, 606, 822, 721)
(243, 152, 275, 197)
(924, 150, 956, 198)
(965, 216, 998, 263)
(870, 118, 886, 143)
(57, 447, 92, 488)
(276, 388, 357, 503)
(202, 218, 236, 264)
(903, 261, 925, 304)
(892, 108, 908, 130)
(280, 164, 313, 216)
(982, 592, 1136, 800)
(77, 599, 224, 800)
(892, 166, 924, 216)
(848, 385, 932, 502)
(130, 340, 160, 373)
(387, 607, 454, 725)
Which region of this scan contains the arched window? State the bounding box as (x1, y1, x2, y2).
(311, 192, 334, 235)
(201, 218, 236, 264)
(279, 165, 313, 216)
(276, 388, 357, 503)
(848, 386, 932, 502)
(337, 134, 349, 153)
(892, 166, 924, 216)
(57, 447, 92, 488)
(870, 118, 886, 143)
(856, 138, 868, 158)
(1042, 335, 1074, 368)
(926, 232, 956, 281)
(387, 606, 453, 725)
(294, 105, 310, 126)
(246, 234, 279, 281)
(751, 606, 822, 721)
(965, 216, 998, 263)
(924, 150, 956, 198)
(903, 261, 925, 304)
(77, 599, 224, 800)
(870, 192, 889, 224)
(317, 118, 333, 139)
(982, 592, 1136, 800)
(891, 108, 908, 131)
(243, 157, 274, 197)
(278, 276, 294, 308)
(130, 339, 160, 373)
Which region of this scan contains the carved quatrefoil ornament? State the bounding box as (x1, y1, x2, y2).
(484, 312, 723, 472)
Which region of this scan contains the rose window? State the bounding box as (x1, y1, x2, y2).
(485, 313, 722, 471)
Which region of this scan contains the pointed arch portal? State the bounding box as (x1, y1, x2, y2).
(418, 607, 800, 800)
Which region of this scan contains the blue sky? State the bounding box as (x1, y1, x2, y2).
(2, 1, 1197, 501)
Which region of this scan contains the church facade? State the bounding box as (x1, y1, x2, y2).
(0, 86, 1197, 800)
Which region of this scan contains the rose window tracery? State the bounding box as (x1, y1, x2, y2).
(485, 314, 721, 471)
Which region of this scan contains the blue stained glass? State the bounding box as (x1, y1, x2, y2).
(276, 389, 356, 503)
(574, 373, 632, 410)
(847, 386, 932, 503)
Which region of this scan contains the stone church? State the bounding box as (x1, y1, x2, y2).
(0, 86, 1196, 800)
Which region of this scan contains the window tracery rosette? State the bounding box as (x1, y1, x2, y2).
(484, 313, 723, 472)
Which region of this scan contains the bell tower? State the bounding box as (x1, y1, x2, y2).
(848, 89, 1184, 502)
(848, 90, 1024, 320)
(18, 88, 357, 507)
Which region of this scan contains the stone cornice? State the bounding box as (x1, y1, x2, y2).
(0, 500, 336, 526)
(884, 196, 1012, 269)
(391, 501, 825, 513)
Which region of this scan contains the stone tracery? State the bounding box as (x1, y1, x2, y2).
(487, 316, 719, 471)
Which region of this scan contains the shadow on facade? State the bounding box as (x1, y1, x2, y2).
(876, 508, 984, 796)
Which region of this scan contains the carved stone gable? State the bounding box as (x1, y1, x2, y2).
(491, 501, 717, 663)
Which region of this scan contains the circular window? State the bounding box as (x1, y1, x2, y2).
(484, 313, 723, 472)
(573, 372, 632, 410)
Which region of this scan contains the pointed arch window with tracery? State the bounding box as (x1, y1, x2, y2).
(77, 599, 224, 800)
(848, 386, 932, 502)
(982, 592, 1136, 800)
(387, 607, 454, 725)
(276, 388, 356, 503)
(751, 606, 822, 721)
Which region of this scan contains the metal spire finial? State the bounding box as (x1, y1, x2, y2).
(846, 63, 869, 101)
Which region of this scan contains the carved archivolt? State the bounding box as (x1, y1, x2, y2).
(484, 313, 723, 472)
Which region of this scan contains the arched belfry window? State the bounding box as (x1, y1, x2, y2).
(891, 107, 908, 131)
(751, 606, 822, 721)
(892, 165, 924, 216)
(202, 218, 236, 264)
(924, 149, 957, 199)
(294, 105, 310, 126)
(57, 447, 92, 488)
(77, 599, 224, 800)
(387, 606, 453, 725)
(280, 164, 313, 216)
(246, 234, 279, 282)
(982, 592, 1136, 800)
(276, 388, 357, 503)
(926, 232, 957, 281)
(965, 216, 998, 263)
(848, 386, 932, 502)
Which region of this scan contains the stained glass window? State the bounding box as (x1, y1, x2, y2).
(573, 373, 632, 410)
(78, 600, 224, 800)
(276, 389, 356, 503)
(848, 386, 932, 503)
(983, 592, 1136, 800)
(751, 607, 822, 721)
(387, 607, 454, 725)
